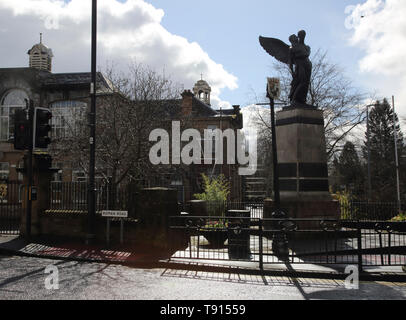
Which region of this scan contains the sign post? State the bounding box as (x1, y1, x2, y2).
(102, 210, 128, 246)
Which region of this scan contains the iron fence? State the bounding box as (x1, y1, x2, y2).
(169, 215, 406, 269)
(49, 181, 137, 213)
(340, 201, 404, 221)
(0, 181, 23, 235)
(178, 201, 264, 219)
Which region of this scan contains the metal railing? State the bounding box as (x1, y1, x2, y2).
(169, 215, 406, 269)
(0, 181, 23, 235)
(49, 181, 137, 213)
(341, 201, 405, 221)
(179, 201, 264, 219)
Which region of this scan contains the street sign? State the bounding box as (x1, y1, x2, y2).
(101, 210, 128, 218)
(267, 77, 280, 100)
(103, 210, 127, 246)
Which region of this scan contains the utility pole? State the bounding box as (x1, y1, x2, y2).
(87, 0, 97, 244)
(366, 104, 372, 201)
(392, 96, 401, 214)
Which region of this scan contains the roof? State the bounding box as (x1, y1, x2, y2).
(192, 96, 217, 117)
(194, 79, 211, 87)
(39, 72, 114, 92)
(217, 108, 236, 116)
(27, 43, 54, 57)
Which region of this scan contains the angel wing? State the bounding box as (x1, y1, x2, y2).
(259, 36, 290, 64)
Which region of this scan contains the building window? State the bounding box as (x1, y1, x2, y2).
(49, 100, 87, 139)
(0, 162, 9, 181)
(0, 89, 29, 141)
(73, 170, 87, 182)
(52, 162, 64, 182)
(17, 161, 24, 182)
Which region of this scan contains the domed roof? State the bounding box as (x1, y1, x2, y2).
(195, 79, 209, 86)
(193, 79, 211, 91)
(27, 42, 54, 57)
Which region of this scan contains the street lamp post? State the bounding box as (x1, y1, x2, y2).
(366, 104, 373, 201)
(87, 0, 97, 244)
(266, 78, 288, 259)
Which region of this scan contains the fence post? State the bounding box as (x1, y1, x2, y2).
(357, 221, 363, 273)
(259, 219, 263, 271)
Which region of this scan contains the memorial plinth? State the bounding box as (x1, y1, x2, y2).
(264, 107, 340, 222)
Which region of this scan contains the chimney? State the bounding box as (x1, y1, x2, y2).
(181, 90, 194, 117)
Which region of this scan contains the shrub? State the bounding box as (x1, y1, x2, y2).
(391, 212, 406, 222)
(334, 190, 356, 220)
(194, 174, 230, 218)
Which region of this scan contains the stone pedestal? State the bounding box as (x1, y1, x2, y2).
(264, 107, 340, 222)
(135, 187, 179, 249)
(188, 200, 207, 216)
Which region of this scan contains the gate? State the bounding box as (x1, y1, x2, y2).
(0, 182, 23, 235)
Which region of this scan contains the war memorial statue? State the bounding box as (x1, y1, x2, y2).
(259, 30, 340, 225)
(259, 30, 312, 108)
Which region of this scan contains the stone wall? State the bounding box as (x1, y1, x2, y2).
(37, 187, 183, 249)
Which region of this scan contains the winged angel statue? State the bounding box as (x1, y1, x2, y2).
(259, 30, 312, 107)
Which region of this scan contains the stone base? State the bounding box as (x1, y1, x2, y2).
(276, 107, 331, 195)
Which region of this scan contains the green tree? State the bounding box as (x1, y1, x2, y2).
(336, 141, 365, 198)
(362, 99, 404, 202)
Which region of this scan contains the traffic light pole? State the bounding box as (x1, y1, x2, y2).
(87, 0, 97, 244)
(25, 101, 34, 239)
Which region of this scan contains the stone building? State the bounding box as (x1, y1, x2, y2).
(173, 86, 243, 202)
(136, 80, 244, 202)
(0, 37, 113, 183)
(0, 38, 244, 202)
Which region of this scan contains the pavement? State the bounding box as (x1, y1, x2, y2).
(2, 255, 406, 300)
(1, 235, 405, 282)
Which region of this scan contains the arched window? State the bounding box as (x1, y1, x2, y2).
(0, 89, 29, 141)
(49, 100, 87, 139)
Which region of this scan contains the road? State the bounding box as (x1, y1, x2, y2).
(0, 255, 405, 300)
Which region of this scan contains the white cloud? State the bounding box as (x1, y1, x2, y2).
(0, 0, 238, 108)
(241, 104, 267, 132)
(347, 0, 406, 118)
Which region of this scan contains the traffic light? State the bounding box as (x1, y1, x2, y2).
(34, 107, 52, 149)
(13, 109, 30, 150)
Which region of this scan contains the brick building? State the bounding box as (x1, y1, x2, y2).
(0, 38, 244, 202)
(167, 85, 244, 202)
(0, 37, 113, 183)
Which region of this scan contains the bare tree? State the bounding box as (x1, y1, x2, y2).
(50, 62, 183, 190)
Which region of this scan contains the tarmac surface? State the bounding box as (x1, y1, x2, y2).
(0, 235, 405, 282)
(1, 234, 406, 300)
(1, 255, 406, 300)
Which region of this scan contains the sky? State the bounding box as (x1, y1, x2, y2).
(0, 0, 405, 120)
